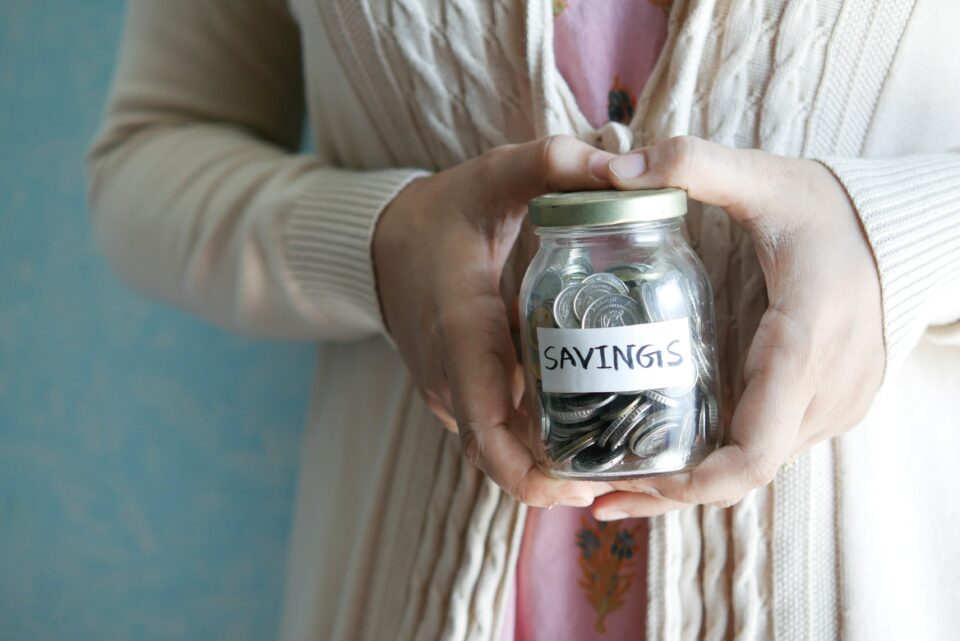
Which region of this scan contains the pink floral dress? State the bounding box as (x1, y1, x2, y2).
(500, 2, 670, 639)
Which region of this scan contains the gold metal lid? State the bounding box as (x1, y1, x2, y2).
(527, 188, 687, 227)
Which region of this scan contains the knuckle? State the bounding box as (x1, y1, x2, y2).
(661, 135, 698, 186)
(458, 424, 483, 467)
(711, 495, 744, 510)
(537, 134, 576, 178)
(743, 450, 780, 489)
(508, 466, 557, 507)
(537, 135, 562, 175)
(509, 472, 538, 506)
(677, 478, 706, 506)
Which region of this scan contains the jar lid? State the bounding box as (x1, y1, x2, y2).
(527, 188, 687, 227)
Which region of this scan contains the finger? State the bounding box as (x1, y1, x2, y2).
(592, 490, 689, 520)
(610, 336, 809, 506)
(422, 388, 458, 433)
(605, 136, 783, 224)
(495, 135, 617, 203)
(439, 283, 599, 508)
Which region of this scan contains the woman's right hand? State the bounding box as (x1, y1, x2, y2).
(373, 135, 616, 508)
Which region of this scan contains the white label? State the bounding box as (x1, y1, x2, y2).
(537, 318, 696, 393)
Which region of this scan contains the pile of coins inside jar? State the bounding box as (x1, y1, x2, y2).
(527, 249, 721, 475)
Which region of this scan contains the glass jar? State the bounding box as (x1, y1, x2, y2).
(519, 188, 721, 480)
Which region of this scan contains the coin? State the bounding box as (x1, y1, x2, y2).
(549, 416, 609, 442)
(601, 393, 643, 421)
(677, 411, 698, 455)
(599, 398, 653, 448)
(549, 429, 601, 464)
(605, 262, 661, 284)
(581, 295, 643, 328)
(639, 271, 689, 322)
(629, 409, 683, 457)
(544, 393, 615, 424)
(572, 442, 627, 473)
(643, 388, 684, 409)
(629, 421, 673, 458)
(528, 304, 554, 349)
(554, 260, 592, 285)
(540, 412, 552, 442)
(573, 274, 630, 321)
(552, 284, 581, 329)
(701, 390, 720, 439)
(531, 271, 563, 302)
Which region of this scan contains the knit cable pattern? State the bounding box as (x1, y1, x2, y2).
(308, 0, 919, 638)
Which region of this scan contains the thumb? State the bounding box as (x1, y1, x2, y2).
(604, 136, 780, 226)
(494, 135, 617, 204)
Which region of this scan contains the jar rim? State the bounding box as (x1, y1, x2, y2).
(527, 188, 687, 228)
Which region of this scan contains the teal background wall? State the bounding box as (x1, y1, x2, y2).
(0, 2, 314, 639)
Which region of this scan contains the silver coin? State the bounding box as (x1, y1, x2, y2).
(691, 340, 713, 381)
(628, 409, 683, 457)
(701, 390, 720, 440)
(639, 271, 689, 322)
(572, 442, 627, 473)
(544, 394, 612, 424)
(643, 388, 683, 409)
(553, 260, 592, 283)
(605, 263, 661, 284)
(547, 392, 617, 414)
(581, 272, 630, 293)
(549, 429, 601, 464)
(599, 398, 653, 448)
(629, 422, 673, 459)
(527, 304, 554, 349)
(677, 411, 698, 454)
(552, 284, 582, 329)
(598, 394, 641, 420)
(572, 274, 630, 321)
(581, 295, 643, 328)
(540, 412, 552, 442)
(608, 400, 656, 450)
(532, 271, 563, 302)
(548, 416, 608, 442)
(577, 392, 619, 412)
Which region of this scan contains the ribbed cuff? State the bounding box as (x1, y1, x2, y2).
(817, 154, 960, 376)
(283, 167, 431, 338)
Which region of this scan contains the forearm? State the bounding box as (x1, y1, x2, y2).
(818, 153, 960, 373)
(88, 123, 427, 340)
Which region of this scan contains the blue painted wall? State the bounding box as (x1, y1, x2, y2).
(0, 3, 314, 639)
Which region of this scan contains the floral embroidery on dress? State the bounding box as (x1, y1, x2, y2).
(553, 0, 569, 17)
(607, 74, 636, 124)
(575, 516, 644, 633)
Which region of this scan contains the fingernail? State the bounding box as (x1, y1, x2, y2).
(609, 151, 647, 180)
(596, 509, 630, 521)
(588, 151, 615, 180)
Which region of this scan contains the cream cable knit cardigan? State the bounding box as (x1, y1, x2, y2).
(88, 1, 960, 639)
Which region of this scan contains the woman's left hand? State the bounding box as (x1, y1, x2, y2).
(590, 136, 885, 520)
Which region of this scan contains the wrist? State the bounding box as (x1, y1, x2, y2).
(372, 175, 429, 337)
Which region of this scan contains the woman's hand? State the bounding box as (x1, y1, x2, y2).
(373, 135, 617, 508)
(591, 136, 885, 519)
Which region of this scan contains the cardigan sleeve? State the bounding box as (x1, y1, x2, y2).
(86, 0, 429, 341)
(817, 153, 960, 375)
